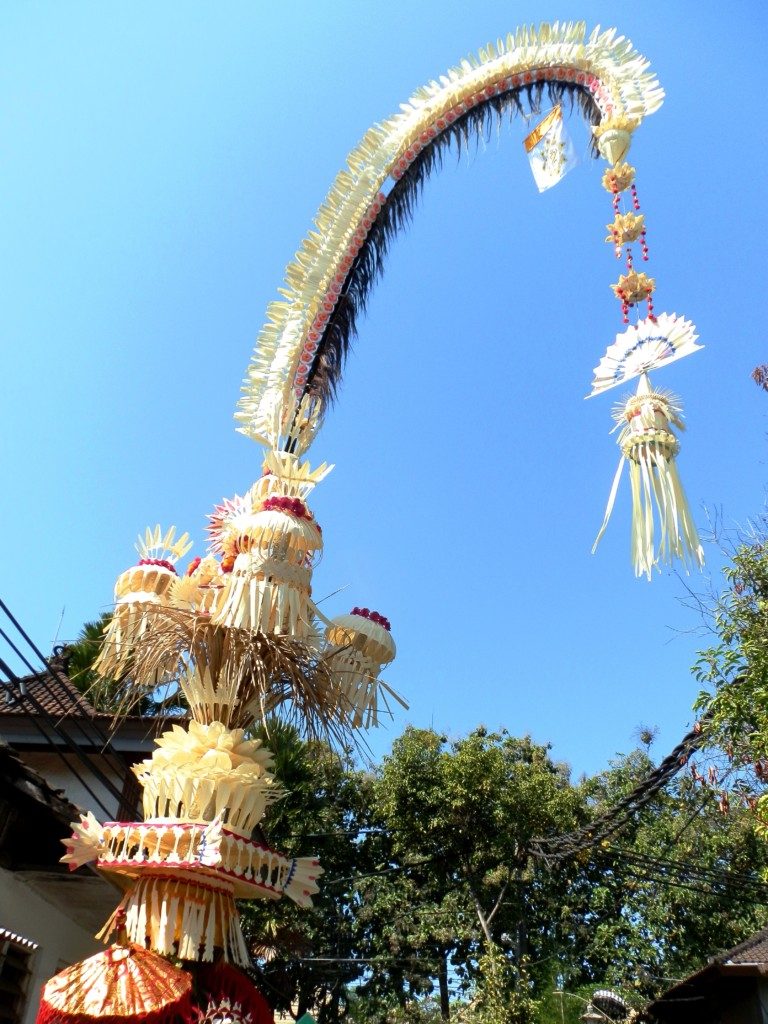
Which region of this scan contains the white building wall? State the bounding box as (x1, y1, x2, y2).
(0, 865, 100, 1024)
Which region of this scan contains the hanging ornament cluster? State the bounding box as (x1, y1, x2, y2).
(602, 161, 655, 324)
(590, 127, 704, 578)
(94, 526, 193, 684)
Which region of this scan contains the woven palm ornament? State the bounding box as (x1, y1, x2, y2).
(588, 154, 704, 575)
(40, 21, 696, 1024)
(48, 397, 401, 1020)
(592, 373, 703, 579)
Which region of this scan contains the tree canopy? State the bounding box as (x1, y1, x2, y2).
(238, 724, 768, 1023)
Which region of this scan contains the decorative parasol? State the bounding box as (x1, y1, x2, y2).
(36, 945, 193, 1024)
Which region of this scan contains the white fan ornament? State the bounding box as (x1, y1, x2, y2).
(588, 313, 702, 398)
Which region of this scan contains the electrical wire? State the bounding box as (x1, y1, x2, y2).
(530, 715, 712, 862)
(592, 846, 768, 905)
(605, 845, 768, 891)
(325, 856, 437, 887)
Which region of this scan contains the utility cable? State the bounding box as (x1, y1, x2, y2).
(530, 715, 711, 862)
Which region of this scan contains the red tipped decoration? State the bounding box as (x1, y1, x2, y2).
(350, 606, 392, 631)
(261, 495, 315, 520)
(138, 558, 178, 574)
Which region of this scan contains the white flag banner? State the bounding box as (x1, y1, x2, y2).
(523, 105, 577, 192)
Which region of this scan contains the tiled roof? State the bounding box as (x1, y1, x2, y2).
(0, 659, 98, 718)
(718, 925, 768, 966)
(0, 652, 188, 727)
(645, 925, 768, 1021)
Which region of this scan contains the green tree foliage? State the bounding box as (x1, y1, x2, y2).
(240, 721, 385, 1022)
(569, 747, 768, 1001)
(244, 726, 768, 1023)
(692, 376, 768, 796)
(694, 531, 768, 788)
(239, 726, 587, 1022)
(358, 727, 588, 1022)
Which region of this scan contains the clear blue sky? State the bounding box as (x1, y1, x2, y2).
(2, 1, 767, 777)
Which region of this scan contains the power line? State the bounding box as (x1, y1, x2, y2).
(592, 846, 768, 905)
(606, 845, 768, 892)
(325, 856, 437, 887)
(604, 864, 768, 906)
(530, 714, 712, 863)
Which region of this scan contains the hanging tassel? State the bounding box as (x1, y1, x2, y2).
(99, 874, 250, 967)
(214, 554, 314, 636)
(212, 498, 322, 637)
(94, 572, 173, 682)
(94, 526, 192, 683)
(593, 373, 704, 579)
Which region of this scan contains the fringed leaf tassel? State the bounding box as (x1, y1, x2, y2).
(98, 874, 250, 967)
(322, 648, 406, 728)
(593, 372, 704, 579)
(213, 556, 313, 637)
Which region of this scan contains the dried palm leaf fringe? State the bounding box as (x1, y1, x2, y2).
(299, 81, 599, 416)
(91, 606, 376, 749)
